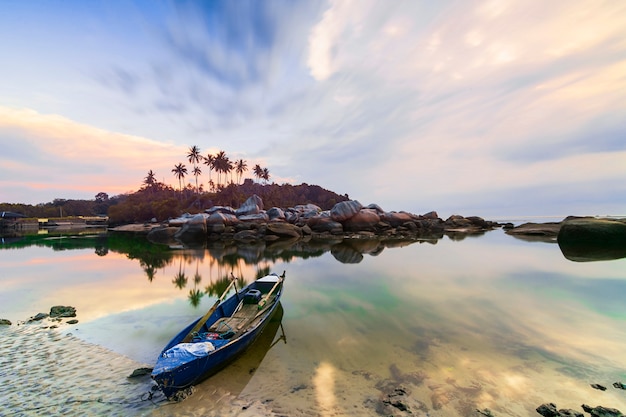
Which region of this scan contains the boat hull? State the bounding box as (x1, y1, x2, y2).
(152, 274, 284, 399)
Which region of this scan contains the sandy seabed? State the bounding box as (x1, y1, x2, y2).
(3, 320, 626, 417)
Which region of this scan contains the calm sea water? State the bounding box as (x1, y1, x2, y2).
(2, 227, 626, 416)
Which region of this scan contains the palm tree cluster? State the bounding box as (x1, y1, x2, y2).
(167, 146, 270, 194)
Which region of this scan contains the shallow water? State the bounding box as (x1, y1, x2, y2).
(1, 228, 626, 416)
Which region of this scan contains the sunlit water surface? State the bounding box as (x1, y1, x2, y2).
(1, 229, 626, 416)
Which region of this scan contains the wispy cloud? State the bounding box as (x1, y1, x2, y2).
(0, 0, 624, 215)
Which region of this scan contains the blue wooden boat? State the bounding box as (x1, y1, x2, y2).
(152, 272, 285, 400)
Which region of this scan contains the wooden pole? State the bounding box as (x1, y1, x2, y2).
(181, 278, 236, 343)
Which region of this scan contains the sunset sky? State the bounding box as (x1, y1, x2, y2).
(1, 0, 625, 219)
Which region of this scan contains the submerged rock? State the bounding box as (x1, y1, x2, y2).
(50, 306, 76, 318)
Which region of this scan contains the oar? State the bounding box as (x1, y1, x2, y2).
(181, 277, 237, 343)
(258, 271, 285, 309)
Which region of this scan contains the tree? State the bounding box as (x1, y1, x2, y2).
(262, 167, 270, 184)
(192, 166, 202, 190)
(253, 164, 263, 183)
(204, 153, 215, 190)
(214, 150, 228, 187)
(187, 145, 202, 193)
(235, 159, 248, 184)
(172, 163, 188, 192)
(143, 170, 157, 190)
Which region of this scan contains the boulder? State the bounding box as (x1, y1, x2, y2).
(380, 211, 415, 228)
(266, 222, 302, 238)
(343, 209, 381, 232)
(307, 216, 344, 234)
(536, 403, 561, 417)
(0, 319, 12, 325)
(581, 404, 623, 417)
(174, 213, 207, 242)
(233, 230, 260, 242)
(330, 200, 363, 222)
(50, 306, 77, 318)
(239, 213, 269, 222)
(205, 206, 236, 215)
(558, 218, 626, 262)
(147, 226, 178, 244)
(365, 203, 385, 214)
(267, 207, 285, 221)
(236, 194, 264, 216)
(207, 211, 239, 226)
(293, 204, 322, 215)
(422, 211, 439, 220)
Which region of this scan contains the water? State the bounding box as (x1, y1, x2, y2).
(1, 228, 626, 416)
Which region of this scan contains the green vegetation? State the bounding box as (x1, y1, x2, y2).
(1, 145, 349, 225)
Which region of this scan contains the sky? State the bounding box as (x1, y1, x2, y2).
(1, 0, 625, 219)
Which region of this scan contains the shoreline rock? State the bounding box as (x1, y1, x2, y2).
(111, 195, 502, 246)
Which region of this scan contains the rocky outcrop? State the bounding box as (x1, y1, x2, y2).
(558, 217, 626, 262)
(136, 194, 500, 246)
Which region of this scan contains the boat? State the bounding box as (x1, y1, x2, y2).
(152, 272, 285, 400)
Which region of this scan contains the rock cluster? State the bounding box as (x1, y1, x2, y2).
(146, 195, 500, 245)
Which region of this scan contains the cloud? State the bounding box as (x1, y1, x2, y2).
(0, 106, 185, 202)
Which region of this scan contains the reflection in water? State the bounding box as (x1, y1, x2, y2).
(2, 229, 626, 415)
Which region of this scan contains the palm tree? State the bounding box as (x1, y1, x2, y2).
(187, 145, 202, 193)
(234, 159, 247, 184)
(204, 153, 215, 189)
(225, 158, 234, 185)
(144, 170, 157, 188)
(262, 167, 270, 184)
(192, 166, 202, 189)
(253, 164, 263, 183)
(172, 162, 188, 192)
(214, 150, 228, 186)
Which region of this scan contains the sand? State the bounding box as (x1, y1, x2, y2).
(3, 318, 626, 417)
(0, 323, 158, 417)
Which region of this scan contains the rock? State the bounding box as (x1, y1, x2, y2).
(422, 211, 439, 220)
(0, 319, 11, 325)
(50, 306, 76, 318)
(207, 211, 239, 226)
(558, 218, 626, 262)
(266, 222, 302, 238)
(506, 222, 562, 237)
(174, 213, 207, 242)
(343, 209, 381, 232)
(267, 207, 285, 221)
(591, 383, 607, 391)
(147, 226, 178, 244)
(66, 319, 79, 325)
(307, 216, 344, 234)
(238, 213, 269, 222)
(128, 367, 153, 378)
(536, 403, 561, 417)
(293, 204, 322, 216)
(29, 313, 49, 322)
(581, 404, 624, 417)
(330, 200, 363, 222)
(205, 206, 236, 215)
(365, 203, 385, 214)
(613, 382, 626, 390)
(380, 212, 415, 228)
(236, 194, 263, 216)
(233, 230, 260, 242)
